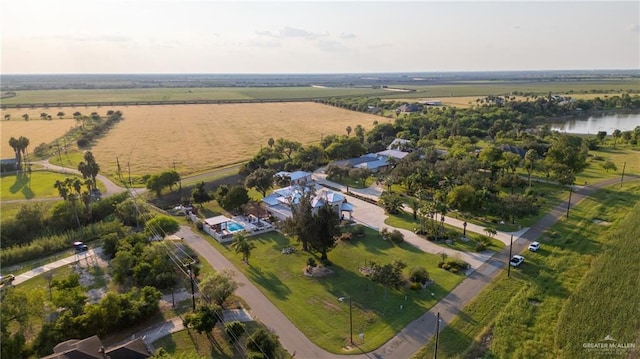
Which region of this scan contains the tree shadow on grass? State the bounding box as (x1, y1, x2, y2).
(246, 265, 291, 300)
(9, 172, 29, 195)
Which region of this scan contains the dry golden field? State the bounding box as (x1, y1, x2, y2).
(0, 118, 76, 159)
(384, 93, 623, 108)
(3, 103, 379, 179)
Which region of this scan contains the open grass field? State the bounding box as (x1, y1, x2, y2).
(382, 80, 639, 99)
(205, 228, 464, 353)
(0, 118, 76, 158)
(0, 170, 104, 200)
(0, 87, 388, 105)
(412, 182, 640, 359)
(39, 102, 378, 182)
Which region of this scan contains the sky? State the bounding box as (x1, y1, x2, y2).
(1, 1, 639, 74)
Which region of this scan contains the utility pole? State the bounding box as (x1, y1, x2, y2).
(508, 235, 513, 278)
(434, 312, 440, 359)
(566, 186, 573, 219)
(186, 261, 196, 311)
(349, 296, 353, 345)
(127, 162, 132, 188)
(620, 161, 626, 188)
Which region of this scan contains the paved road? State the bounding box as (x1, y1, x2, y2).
(11, 248, 102, 286)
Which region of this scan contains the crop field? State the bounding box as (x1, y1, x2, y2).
(381, 80, 639, 99)
(34, 102, 378, 181)
(0, 118, 76, 158)
(0, 87, 388, 105)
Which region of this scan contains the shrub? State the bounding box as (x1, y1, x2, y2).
(388, 229, 404, 243)
(475, 242, 487, 252)
(409, 282, 422, 290)
(224, 321, 245, 344)
(307, 257, 317, 267)
(409, 266, 429, 284)
(353, 224, 366, 237)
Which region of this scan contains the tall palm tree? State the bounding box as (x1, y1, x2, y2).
(8, 137, 22, 171)
(230, 233, 255, 264)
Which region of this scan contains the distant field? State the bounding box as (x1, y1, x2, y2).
(381, 80, 639, 98)
(0, 118, 76, 158)
(40, 102, 378, 181)
(386, 93, 629, 108)
(0, 87, 388, 105)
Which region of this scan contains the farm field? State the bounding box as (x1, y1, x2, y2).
(34, 102, 379, 182)
(0, 118, 75, 158)
(0, 87, 388, 105)
(381, 80, 639, 99)
(385, 93, 628, 108)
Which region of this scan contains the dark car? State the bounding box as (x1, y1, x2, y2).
(73, 241, 88, 252)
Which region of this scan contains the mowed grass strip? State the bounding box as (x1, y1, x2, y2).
(207, 228, 463, 353)
(0, 118, 76, 159)
(411, 182, 640, 359)
(41, 102, 378, 181)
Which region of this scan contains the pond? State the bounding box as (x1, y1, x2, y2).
(550, 113, 640, 134)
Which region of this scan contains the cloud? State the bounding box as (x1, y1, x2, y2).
(339, 32, 357, 39)
(316, 40, 348, 52)
(247, 39, 282, 49)
(53, 34, 131, 42)
(628, 24, 640, 32)
(367, 43, 393, 49)
(256, 26, 327, 40)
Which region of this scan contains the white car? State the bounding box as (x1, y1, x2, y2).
(509, 255, 525, 267)
(528, 241, 540, 252)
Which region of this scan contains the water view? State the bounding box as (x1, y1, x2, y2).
(550, 113, 640, 134)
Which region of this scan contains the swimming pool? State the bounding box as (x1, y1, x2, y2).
(227, 221, 245, 232)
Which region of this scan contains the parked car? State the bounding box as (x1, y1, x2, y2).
(528, 241, 540, 252)
(73, 241, 88, 252)
(0, 274, 15, 286)
(509, 255, 525, 267)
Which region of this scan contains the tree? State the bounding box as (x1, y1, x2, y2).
(146, 170, 180, 196)
(230, 233, 255, 264)
(146, 174, 164, 196)
(22, 114, 29, 121)
(307, 202, 342, 262)
(447, 185, 478, 212)
(245, 168, 275, 197)
(524, 149, 537, 188)
(267, 137, 275, 148)
(544, 134, 588, 183)
(77, 151, 100, 191)
(499, 194, 539, 224)
(346, 125, 352, 137)
(8, 136, 29, 171)
(409, 266, 430, 284)
(612, 129, 622, 148)
(4, 114, 10, 121)
(602, 160, 617, 173)
(246, 328, 279, 358)
(191, 182, 213, 207)
(199, 270, 239, 306)
(354, 124, 365, 142)
(379, 191, 403, 214)
(370, 259, 407, 295)
(283, 191, 315, 251)
(40, 112, 48, 120)
(484, 226, 497, 238)
(145, 215, 180, 237)
(57, 111, 65, 119)
(183, 304, 222, 335)
(596, 131, 607, 143)
(274, 138, 301, 160)
(218, 185, 249, 212)
(115, 197, 150, 227)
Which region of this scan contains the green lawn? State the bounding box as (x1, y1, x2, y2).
(412, 182, 640, 359)
(0, 170, 104, 200)
(384, 210, 505, 252)
(205, 227, 464, 353)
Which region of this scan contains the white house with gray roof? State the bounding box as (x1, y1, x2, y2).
(262, 184, 353, 221)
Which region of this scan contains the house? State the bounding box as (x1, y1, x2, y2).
(499, 144, 526, 158)
(0, 158, 18, 172)
(328, 148, 410, 173)
(41, 335, 151, 359)
(262, 184, 353, 221)
(275, 171, 312, 186)
(396, 103, 423, 113)
(387, 138, 412, 151)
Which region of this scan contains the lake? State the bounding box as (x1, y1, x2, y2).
(550, 113, 640, 134)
